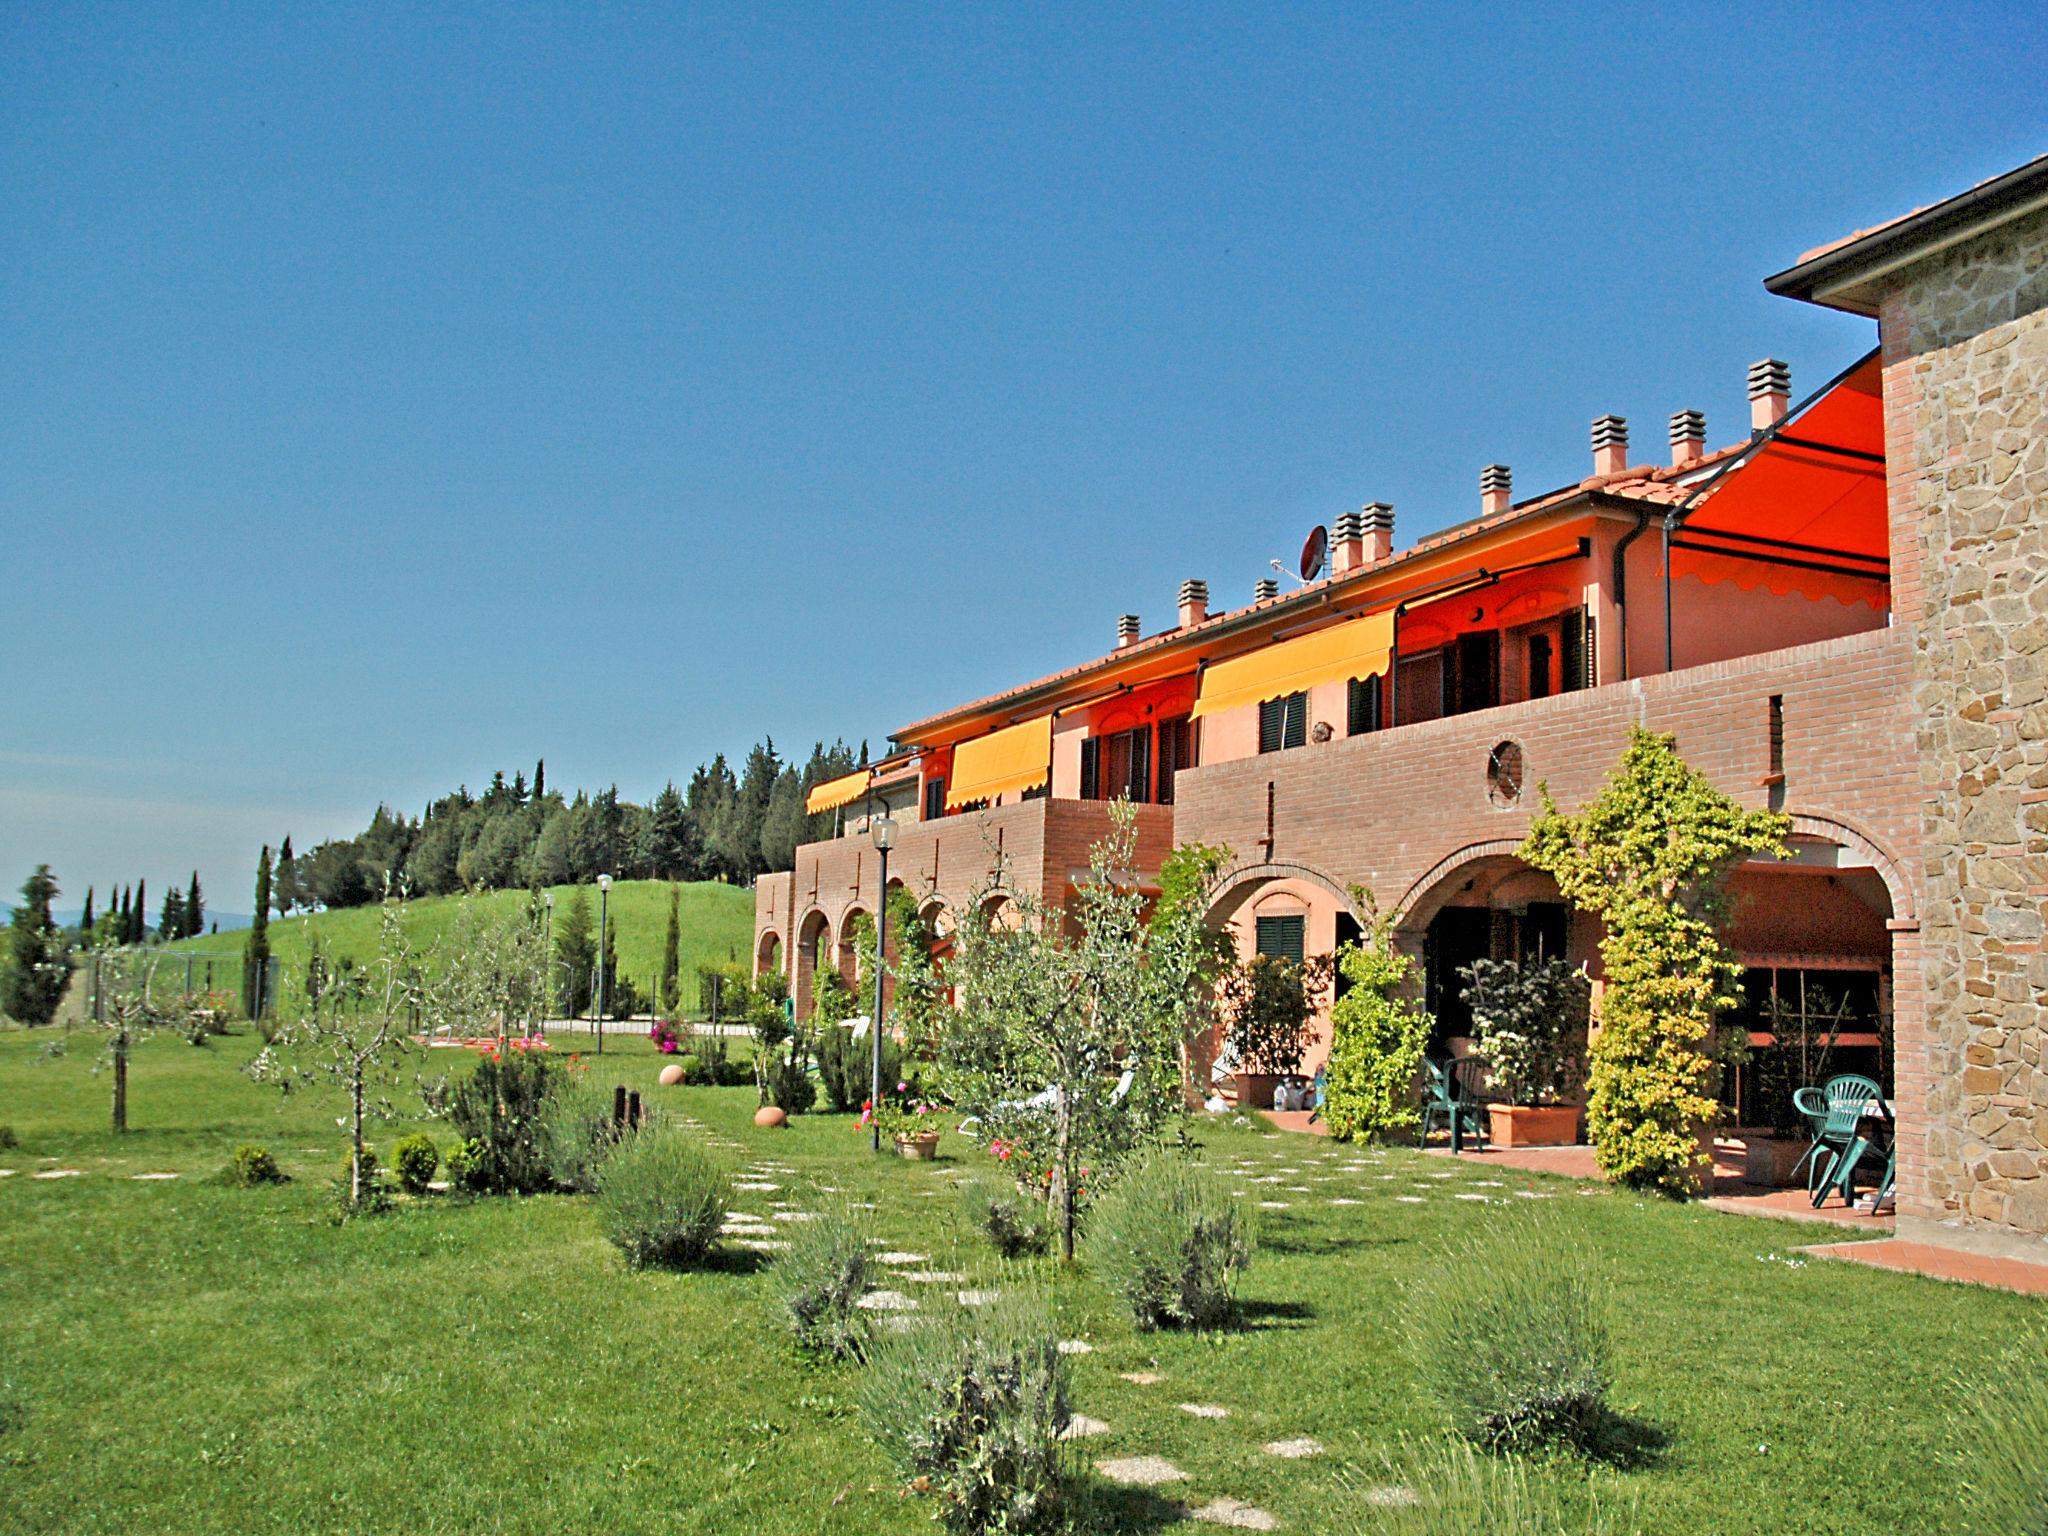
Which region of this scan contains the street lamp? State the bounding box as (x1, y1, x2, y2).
(869, 815, 897, 1152)
(542, 891, 556, 1039)
(595, 873, 613, 1055)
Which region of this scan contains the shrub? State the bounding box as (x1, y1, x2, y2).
(1322, 897, 1432, 1141)
(1336, 1439, 1636, 1536)
(775, 1203, 876, 1362)
(716, 1052, 755, 1087)
(0, 1124, 17, 1151)
(963, 1181, 1050, 1259)
(1086, 1150, 1252, 1331)
(674, 1052, 704, 1084)
(596, 1129, 729, 1270)
(225, 1143, 286, 1186)
(391, 1132, 439, 1195)
(330, 1145, 393, 1216)
(858, 1289, 1072, 1535)
(1413, 1212, 1611, 1454)
(544, 1077, 630, 1194)
(766, 1052, 817, 1115)
(1460, 957, 1590, 1107)
(447, 1046, 556, 1194)
(445, 1136, 487, 1192)
(1219, 953, 1319, 1077)
(1955, 1323, 2048, 1535)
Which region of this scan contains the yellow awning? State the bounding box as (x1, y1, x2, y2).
(945, 715, 1052, 808)
(1190, 608, 1395, 720)
(805, 768, 873, 816)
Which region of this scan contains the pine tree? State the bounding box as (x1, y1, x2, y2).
(80, 886, 95, 935)
(554, 884, 595, 1016)
(4, 865, 67, 1024)
(646, 781, 700, 879)
(158, 887, 186, 941)
(243, 848, 272, 1019)
(131, 879, 146, 945)
(185, 871, 204, 938)
(660, 883, 682, 1015)
(274, 836, 295, 916)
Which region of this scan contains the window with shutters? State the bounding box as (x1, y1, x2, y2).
(923, 777, 945, 821)
(1560, 609, 1592, 693)
(1156, 716, 1195, 805)
(1397, 652, 1443, 725)
(1081, 725, 1155, 802)
(1346, 674, 1382, 735)
(1254, 913, 1306, 965)
(1078, 737, 1099, 801)
(1526, 632, 1553, 700)
(1257, 693, 1308, 753)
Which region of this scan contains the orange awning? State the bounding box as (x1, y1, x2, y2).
(1191, 608, 1395, 720)
(1671, 354, 1889, 608)
(805, 769, 873, 816)
(945, 715, 1052, 808)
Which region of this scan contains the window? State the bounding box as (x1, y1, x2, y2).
(1081, 726, 1154, 802)
(1254, 913, 1306, 965)
(1346, 674, 1383, 736)
(1452, 631, 1501, 715)
(1527, 633, 1553, 700)
(1559, 608, 1595, 692)
(923, 777, 945, 821)
(1156, 716, 1196, 805)
(1258, 691, 1308, 753)
(1396, 652, 1443, 725)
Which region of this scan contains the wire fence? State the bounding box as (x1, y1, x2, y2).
(79, 948, 282, 1023)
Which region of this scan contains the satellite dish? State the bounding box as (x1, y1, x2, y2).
(1299, 524, 1329, 583)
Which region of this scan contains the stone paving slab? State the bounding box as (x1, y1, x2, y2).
(1178, 1402, 1229, 1419)
(1058, 1413, 1110, 1440)
(1097, 1456, 1185, 1486)
(1262, 1437, 1322, 1459)
(1189, 1496, 1277, 1529)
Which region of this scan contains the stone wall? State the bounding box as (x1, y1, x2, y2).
(1882, 201, 2048, 1257)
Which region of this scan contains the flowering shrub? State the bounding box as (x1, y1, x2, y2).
(648, 1019, 683, 1055)
(962, 1180, 1050, 1258)
(864, 1081, 941, 1140)
(447, 1042, 557, 1194)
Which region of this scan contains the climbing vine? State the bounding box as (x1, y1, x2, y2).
(1520, 728, 1788, 1196)
(1320, 890, 1432, 1142)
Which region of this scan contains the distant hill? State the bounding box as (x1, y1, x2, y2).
(160, 881, 755, 1008)
(15, 909, 254, 934)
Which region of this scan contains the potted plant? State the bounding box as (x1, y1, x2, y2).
(865, 1082, 944, 1159)
(1220, 954, 1324, 1108)
(1459, 957, 1590, 1148)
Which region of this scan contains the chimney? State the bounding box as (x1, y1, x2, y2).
(1331, 510, 1364, 575)
(1748, 358, 1790, 431)
(1359, 502, 1394, 562)
(1669, 409, 1706, 469)
(1177, 579, 1209, 629)
(1116, 613, 1141, 648)
(1591, 415, 1629, 477)
(1253, 577, 1279, 603)
(1480, 464, 1512, 516)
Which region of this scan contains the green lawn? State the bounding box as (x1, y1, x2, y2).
(0, 1027, 2037, 1534)
(156, 879, 755, 1012)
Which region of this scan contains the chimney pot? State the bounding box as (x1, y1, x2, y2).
(1253, 577, 1279, 603)
(1176, 579, 1209, 629)
(1116, 613, 1141, 648)
(1331, 510, 1364, 575)
(1358, 502, 1395, 561)
(1591, 414, 1630, 477)
(1480, 464, 1512, 516)
(1748, 358, 1791, 431)
(1668, 409, 1706, 468)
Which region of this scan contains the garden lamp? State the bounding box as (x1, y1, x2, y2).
(869, 816, 897, 1151)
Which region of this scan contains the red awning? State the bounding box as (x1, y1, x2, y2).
(1671, 354, 1889, 609)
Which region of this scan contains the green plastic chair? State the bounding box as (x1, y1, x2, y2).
(1421, 1058, 1488, 1150)
(1795, 1073, 1887, 1207)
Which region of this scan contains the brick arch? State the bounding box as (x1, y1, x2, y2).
(1205, 859, 1359, 929)
(794, 906, 833, 1022)
(755, 928, 784, 978)
(1390, 839, 1530, 929)
(1785, 812, 1917, 924)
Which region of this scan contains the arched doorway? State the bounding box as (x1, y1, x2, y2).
(795, 908, 831, 1024)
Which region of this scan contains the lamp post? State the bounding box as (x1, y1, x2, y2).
(595, 873, 612, 1055)
(542, 891, 556, 1038)
(869, 815, 897, 1152)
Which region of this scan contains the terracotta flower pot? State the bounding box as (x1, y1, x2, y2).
(1235, 1072, 1283, 1110)
(1485, 1103, 1580, 1148)
(895, 1132, 941, 1161)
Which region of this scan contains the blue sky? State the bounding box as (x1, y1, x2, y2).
(3, 3, 2043, 913)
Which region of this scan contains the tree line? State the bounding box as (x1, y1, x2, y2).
(269, 741, 868, 913)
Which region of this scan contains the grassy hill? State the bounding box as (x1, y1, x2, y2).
(161, 880, 755, 1012)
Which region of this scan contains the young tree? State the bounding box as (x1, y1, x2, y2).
(938, 805, 1205, 1261)
(432, 892, 551, 1051)
(554, 883, 596, 1017)
(185, 871, 204, 938)
(5, 866, 68, 1024)
(88, 943, 192, 1132)
(1521, 728, 1789, 1195)
(250, 901, 425, 1208)
(117, 884, 131, 941)
(242, 847, 272, 1020)
(659, 883, 682, 1015)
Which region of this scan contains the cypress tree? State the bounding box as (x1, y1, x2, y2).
(131, 879, 146, 945)
(274, 836, 294, 916)
(242, 848, 272, 1019)
(534, 758, 545, 801)
(159, 887, 186, 941)
(80, 886, 94, 935)
(185, 871, 204, 938)
(554, 884, 594, 1016)
(660, 882, 682, 1015)
(117, 885, 130, 940)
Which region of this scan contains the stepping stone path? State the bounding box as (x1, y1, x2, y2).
(1362, 1485, 1420, 1507)
(1178, 1403, 1230, 1419)
(1329, 1197, 1362, 1206)
(1056, 1339, 1093, 1355)
(1395, 1195, 1426, 1204)
(33, 1170, 81, 1179)
(855, 1290, 918, 1312)
(1258, 1201, 1290, 1211)
(903, 1270, 968, 1285)
(131, 1172, 179, 1181)
(875, 1252, 929, 1266)
(734, 1181, 780, 1192)
(0, 1170, 14, 1178)
(956, 1289, 1000, 1307)
(1190, 1496, 1278, 1530)
(1058, 1414, 1110, 1440)
(1262, 1438, 1322, 1459)
(1119, 1372, 1162, 1385)
(1097, 1456, 1185, 1486)
(771, 1211, 818, 1223)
